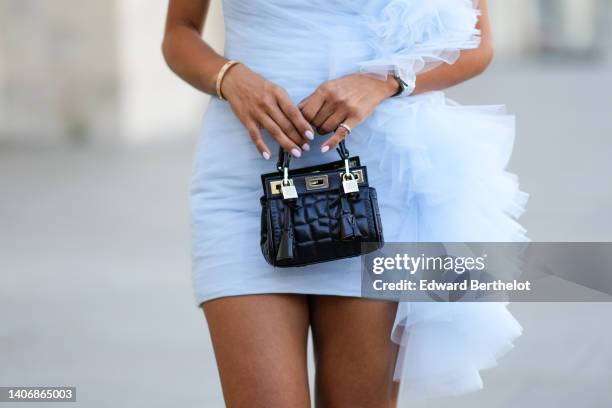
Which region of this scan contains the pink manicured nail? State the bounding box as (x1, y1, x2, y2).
(321, 145, 330, 153)
(291, 148, 302, 158)
(301, 143, 310, 151)
(262, 151, 271, 160)
(305, 130, 314, 140)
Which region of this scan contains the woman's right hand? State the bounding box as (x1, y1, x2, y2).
(221, 64, 314, 160)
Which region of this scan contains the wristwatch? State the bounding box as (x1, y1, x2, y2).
(391, 71, 416, 98)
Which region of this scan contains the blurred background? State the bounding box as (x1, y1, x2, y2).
(1, 1, 612, 407)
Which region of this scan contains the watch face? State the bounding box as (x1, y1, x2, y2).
(395, 74, 415, 97)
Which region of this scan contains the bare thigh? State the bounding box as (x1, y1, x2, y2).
(309, 296, 399, 408)
(203, 294, 311, 408)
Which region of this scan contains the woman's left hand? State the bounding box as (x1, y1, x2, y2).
(298, 73, 400, 152)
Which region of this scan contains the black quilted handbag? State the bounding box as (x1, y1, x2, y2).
(260, 141, 384, 267)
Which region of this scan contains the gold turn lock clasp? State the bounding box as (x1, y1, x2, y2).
(305, 175, 329, 190)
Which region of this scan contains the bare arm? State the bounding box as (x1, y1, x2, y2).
(412, 0, 494, 95)
(162, 0, 314, 159)
(162, 0, 225, 95)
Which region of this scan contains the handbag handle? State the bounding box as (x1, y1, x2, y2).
(275, 140, 350, 172)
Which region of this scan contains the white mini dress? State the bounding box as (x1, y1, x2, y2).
(191, 0, 528, 402)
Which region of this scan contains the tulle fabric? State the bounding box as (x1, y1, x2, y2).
(347, 92, 528, 399)
(357, 0, 482, 82)
(392, 302, 523, 400)
(195, 0, 528, 402)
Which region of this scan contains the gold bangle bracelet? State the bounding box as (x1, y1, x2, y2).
(215, 60, 241, 100)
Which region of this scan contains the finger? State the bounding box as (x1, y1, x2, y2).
(246, 122, 271, 160)
(297, 92, 313, 109)
(297, 96, 308, 110)
(266, 103, 310, 151)
(299, 90, 325, 124)
(277, 92, 315, 141)
(318, 110, 347, 135)
(311, 100, 335, 131)
(259, 114, 302, 158)
(321, 118, 356, 153)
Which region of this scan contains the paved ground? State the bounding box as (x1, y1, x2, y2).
(1, 62, 612, 407)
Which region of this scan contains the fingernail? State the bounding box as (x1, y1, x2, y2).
(305, 130, 314, 140)
(262, 151, 271, 160)
(291, 148, 302, 158)
(301, 143, 310, 152)
(321, 145, 330, 153)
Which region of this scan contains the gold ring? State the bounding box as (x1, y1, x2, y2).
(337, 123, 352, 134)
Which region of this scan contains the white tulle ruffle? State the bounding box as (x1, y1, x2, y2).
(392, 302, 523, 400)
(351, 91, 528, 401)
(358, 0, 481, 82)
